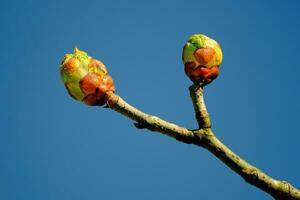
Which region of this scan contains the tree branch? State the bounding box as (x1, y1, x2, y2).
(193, 129, 300, 200)
(106, 92, 194, 144)
(105, 87, 300, 200)
(189, 84, 211, 128)
(189, 84, 300, 200)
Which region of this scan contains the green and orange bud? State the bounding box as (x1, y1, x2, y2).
(60, 48, 115, 106)
(182, 34, 223, 85)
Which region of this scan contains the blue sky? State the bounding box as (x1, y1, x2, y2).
(1, 0, 300, 199)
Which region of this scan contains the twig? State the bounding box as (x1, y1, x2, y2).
(189, 84, 211, 128)
(106, 86, 300, 200)
(106, 92, 194, 144)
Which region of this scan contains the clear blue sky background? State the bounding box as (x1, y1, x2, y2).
(1, 0, 299, 199)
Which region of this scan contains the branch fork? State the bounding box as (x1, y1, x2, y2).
(106, 85, 300, 200)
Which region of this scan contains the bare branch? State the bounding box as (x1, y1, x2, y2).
(106, 92, 194, 144)
(105, 88, 300, 200)
(189, 84, 211, 128)
(190, 86, 300, 200)
(192, 128, 300, 200)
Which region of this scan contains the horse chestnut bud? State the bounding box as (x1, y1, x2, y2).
(60, 48, 115, 106)
(182, 34, 223, 85)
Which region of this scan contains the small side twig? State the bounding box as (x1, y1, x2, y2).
(189, 84, 211, 129)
